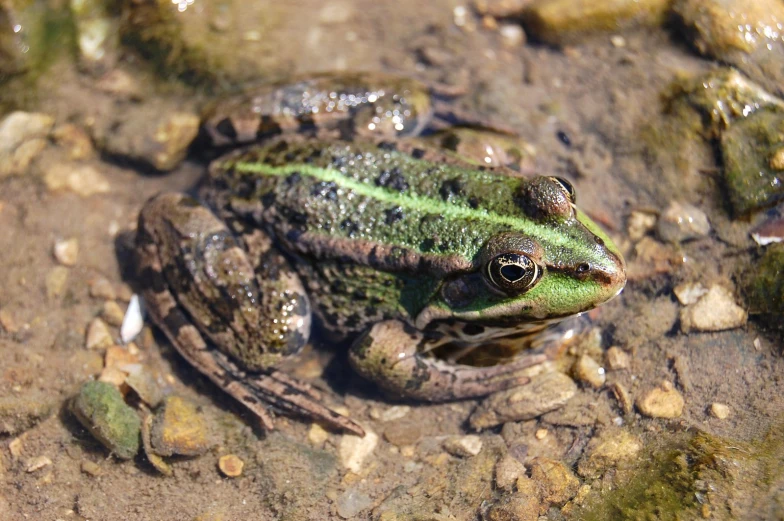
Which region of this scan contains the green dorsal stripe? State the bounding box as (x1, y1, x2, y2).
(232, 161, 604, 264)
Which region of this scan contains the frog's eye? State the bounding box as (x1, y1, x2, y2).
(549, 176, 576, 203)
(486, 253, 540, 294)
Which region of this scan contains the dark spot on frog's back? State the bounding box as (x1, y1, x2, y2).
(462, 323, 485, 336)
(385, 207, 405, 224)
(284, 171, 302, 186)
(376, 167, 409, 193)
(215, 118, 238, 140)
(377, 141, 398, 151)
(439, 178, 463, 201)
(312, 181, 338, 200)
(411, 148, 425, 159)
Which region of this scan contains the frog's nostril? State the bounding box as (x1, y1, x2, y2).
(576, 263, 590, 274)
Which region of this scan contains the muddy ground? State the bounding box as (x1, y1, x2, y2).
(1, 1, 783, 520)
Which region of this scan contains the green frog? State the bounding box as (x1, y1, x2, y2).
(136, 73, 626, 436)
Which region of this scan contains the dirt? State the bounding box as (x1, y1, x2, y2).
(1, 1, 783, 520)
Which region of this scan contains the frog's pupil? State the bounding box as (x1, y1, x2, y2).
(501, 264, 526, 282)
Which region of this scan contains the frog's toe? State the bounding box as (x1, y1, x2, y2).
(349, 320, 548, 402)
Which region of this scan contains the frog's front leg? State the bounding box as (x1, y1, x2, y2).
(136, 193, 364, 435)
(349, 321, 548, 401)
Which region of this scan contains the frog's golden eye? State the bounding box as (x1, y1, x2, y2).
(486, 253, 540, 294)
(550, 176, 576, 204)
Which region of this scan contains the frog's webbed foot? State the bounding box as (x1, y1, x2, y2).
(136, 193, 364, 436)
(349, 320, 548, 402)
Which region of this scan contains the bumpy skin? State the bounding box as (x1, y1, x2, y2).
(137, 74, 626, 434)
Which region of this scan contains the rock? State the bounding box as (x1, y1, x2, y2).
(494, 454, 526, 491)
(610, 382, 633, 415)
(92, 105, 199, 171)
(522, 0, 670, 46)
(751, 209, 784, 246)
(577, 429, 642, 478)
(85, 318, 113, 350)
(102, 301, 126, 327)
(528, 457, 580, 505)
(307, 423, 329, 446)
(673, 0, 784, 97)
(470, 371, 577, 430)
(604, 347, 630, 371)
(140, 412, 172, 476)
(375, 405, 411, 422)
(44, 163, 110, 197)
(483, 494, 540, 521)
(45, 266, 69, 299)
(89, 276, 116, 300)
(656, 201, 711, 243)
(70, 380, 141, 460)
(382, 421, 422, 447)
(125, 369, 164, 408)
(499, 24, 526, 49)
(336, 488, 373, 519)
(53, 238, 79, 266)
(0, 391, 55, 435)
(25, 455, 52, 473)
(636, 381, 684, 419)
(120, 294, 145, 344)
(721, 107, 784, 216)
(572, 355, 606, 388)
(0, 308, 18, 333)
(673, 282, 709, 306)
(150, 396, 212, 457)
(0, 112, 54, 178)
(52, 124, 95, 160)
(540, 391, 613, 427)
(218, 454, 244, 477)
(444, 435, 483, 457)
(680, 285, 748, 333)
(709, 402, 730, 419)
(339, 428, 377, 473)
(80, 459, 102, 476)
(745, 243, 784, 314)
(627, 210, 657, 241)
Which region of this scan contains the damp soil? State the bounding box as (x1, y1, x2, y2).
(1, 1, 783, 520)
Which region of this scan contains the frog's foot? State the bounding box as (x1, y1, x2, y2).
(348, 320, 548, 402)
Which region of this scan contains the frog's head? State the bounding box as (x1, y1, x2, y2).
(416, 176, 626, 333)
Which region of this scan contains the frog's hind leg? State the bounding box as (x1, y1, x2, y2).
(349, 320, 548, 401)
(136, 193, 364, 436)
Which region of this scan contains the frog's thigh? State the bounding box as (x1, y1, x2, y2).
(349, 320, 548, 401)
(137, 193, 310, 369)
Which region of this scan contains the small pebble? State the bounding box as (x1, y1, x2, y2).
(627, 210, 657, 241)
(0, 308, 19, 334)
(89, 277, 116, 300)
(573, 355, 606, 388)
(102, 301, 126, 327)
(535, 428, 548, 440)
(443, 435, 483, 457)
(770, 147, 784, 170)
(709, 403, 730, 420)
(636, 382, 684, 419)
(577, 429, 642, 478)
(80, 459, 102, 476)
(85, 318, 113, 350)
(53, 238, 79, 266)
(8, 437, 23, 459)
(336, 488, 373, 519)
(52, 123, 94, 160)
(308, 423, 329, 445)
(499, 24, 525, 48)
(610, 35, 626, 47)
(151, 396, 212, 457)
(339, 428, 378, 473)
(494, 454, 526, 491)
(604, 347, 630, 370)
(44, 163, 110, 196)
(25, 455, 52, 473)
(379, 405, 410, 422)
(610, 382, 633, 415)
(680, 285, 748, 333)
(45, 266, 69, 298)
(529, 457, 580, 504)
(656, 201, 711, 243)
(120, 295, 145, 344)
(382, 421, 422, 447)
(125, 370, 163, 408)
(218, 454, 244, 478)
(673, 282, 708, 306)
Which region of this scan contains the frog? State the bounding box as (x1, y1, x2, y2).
(135, 72, 627, 437)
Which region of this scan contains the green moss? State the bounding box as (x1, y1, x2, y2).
(71, 380, 141, 460)
(745, 243, 784, 314)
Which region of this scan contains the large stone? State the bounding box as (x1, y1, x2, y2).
(680, 285, 748, 333)
(70, 381, 141, 460)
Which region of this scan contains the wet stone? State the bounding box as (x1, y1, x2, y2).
(470, 371, 578, 429)
(125, 370, 164, 408)
(680, 285, 748, 333)
(218, 454, 244, 478)
(656, 201, 711, 243)
(709, 402, 730, 419)
(721, 108, 784, 216)
(80, 459, 102, 476)
(745, 243, 784, 314)
(636, 381, 684, 419)
(0, 391, 55, 435)
(339, 428, 377, 473)
(494, 454, 526, 491)
(572, 354, 606, 388)
(627, 210, 657, 241)
(604, 346, 630, 371)
(528, 457, 580, 505)
(53, 238, 79, 266)
(308, 423, 329, 446)
(0, 111, 54, 178)
(577, 429, 642, 478)
(382, 420, 422, 447)
(45, 266, 69, 299)
(673, 282, 708, 306)
(25, 455, 52, 473)
(70, 381, 141, 460)
(102, 301, 126, 327)
(444, 435, 483, 457)
(150, 396, 212, 457)
(52, 123, 95, 161)
(336, 488, 373, 519)
(89, 276, 116, 300)
(44, 163, 111, 197)
(85, 318, 113, 350)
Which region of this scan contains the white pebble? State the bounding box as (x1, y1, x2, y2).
(339, 428, 378, 473)
(120, 294, 145, 344)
